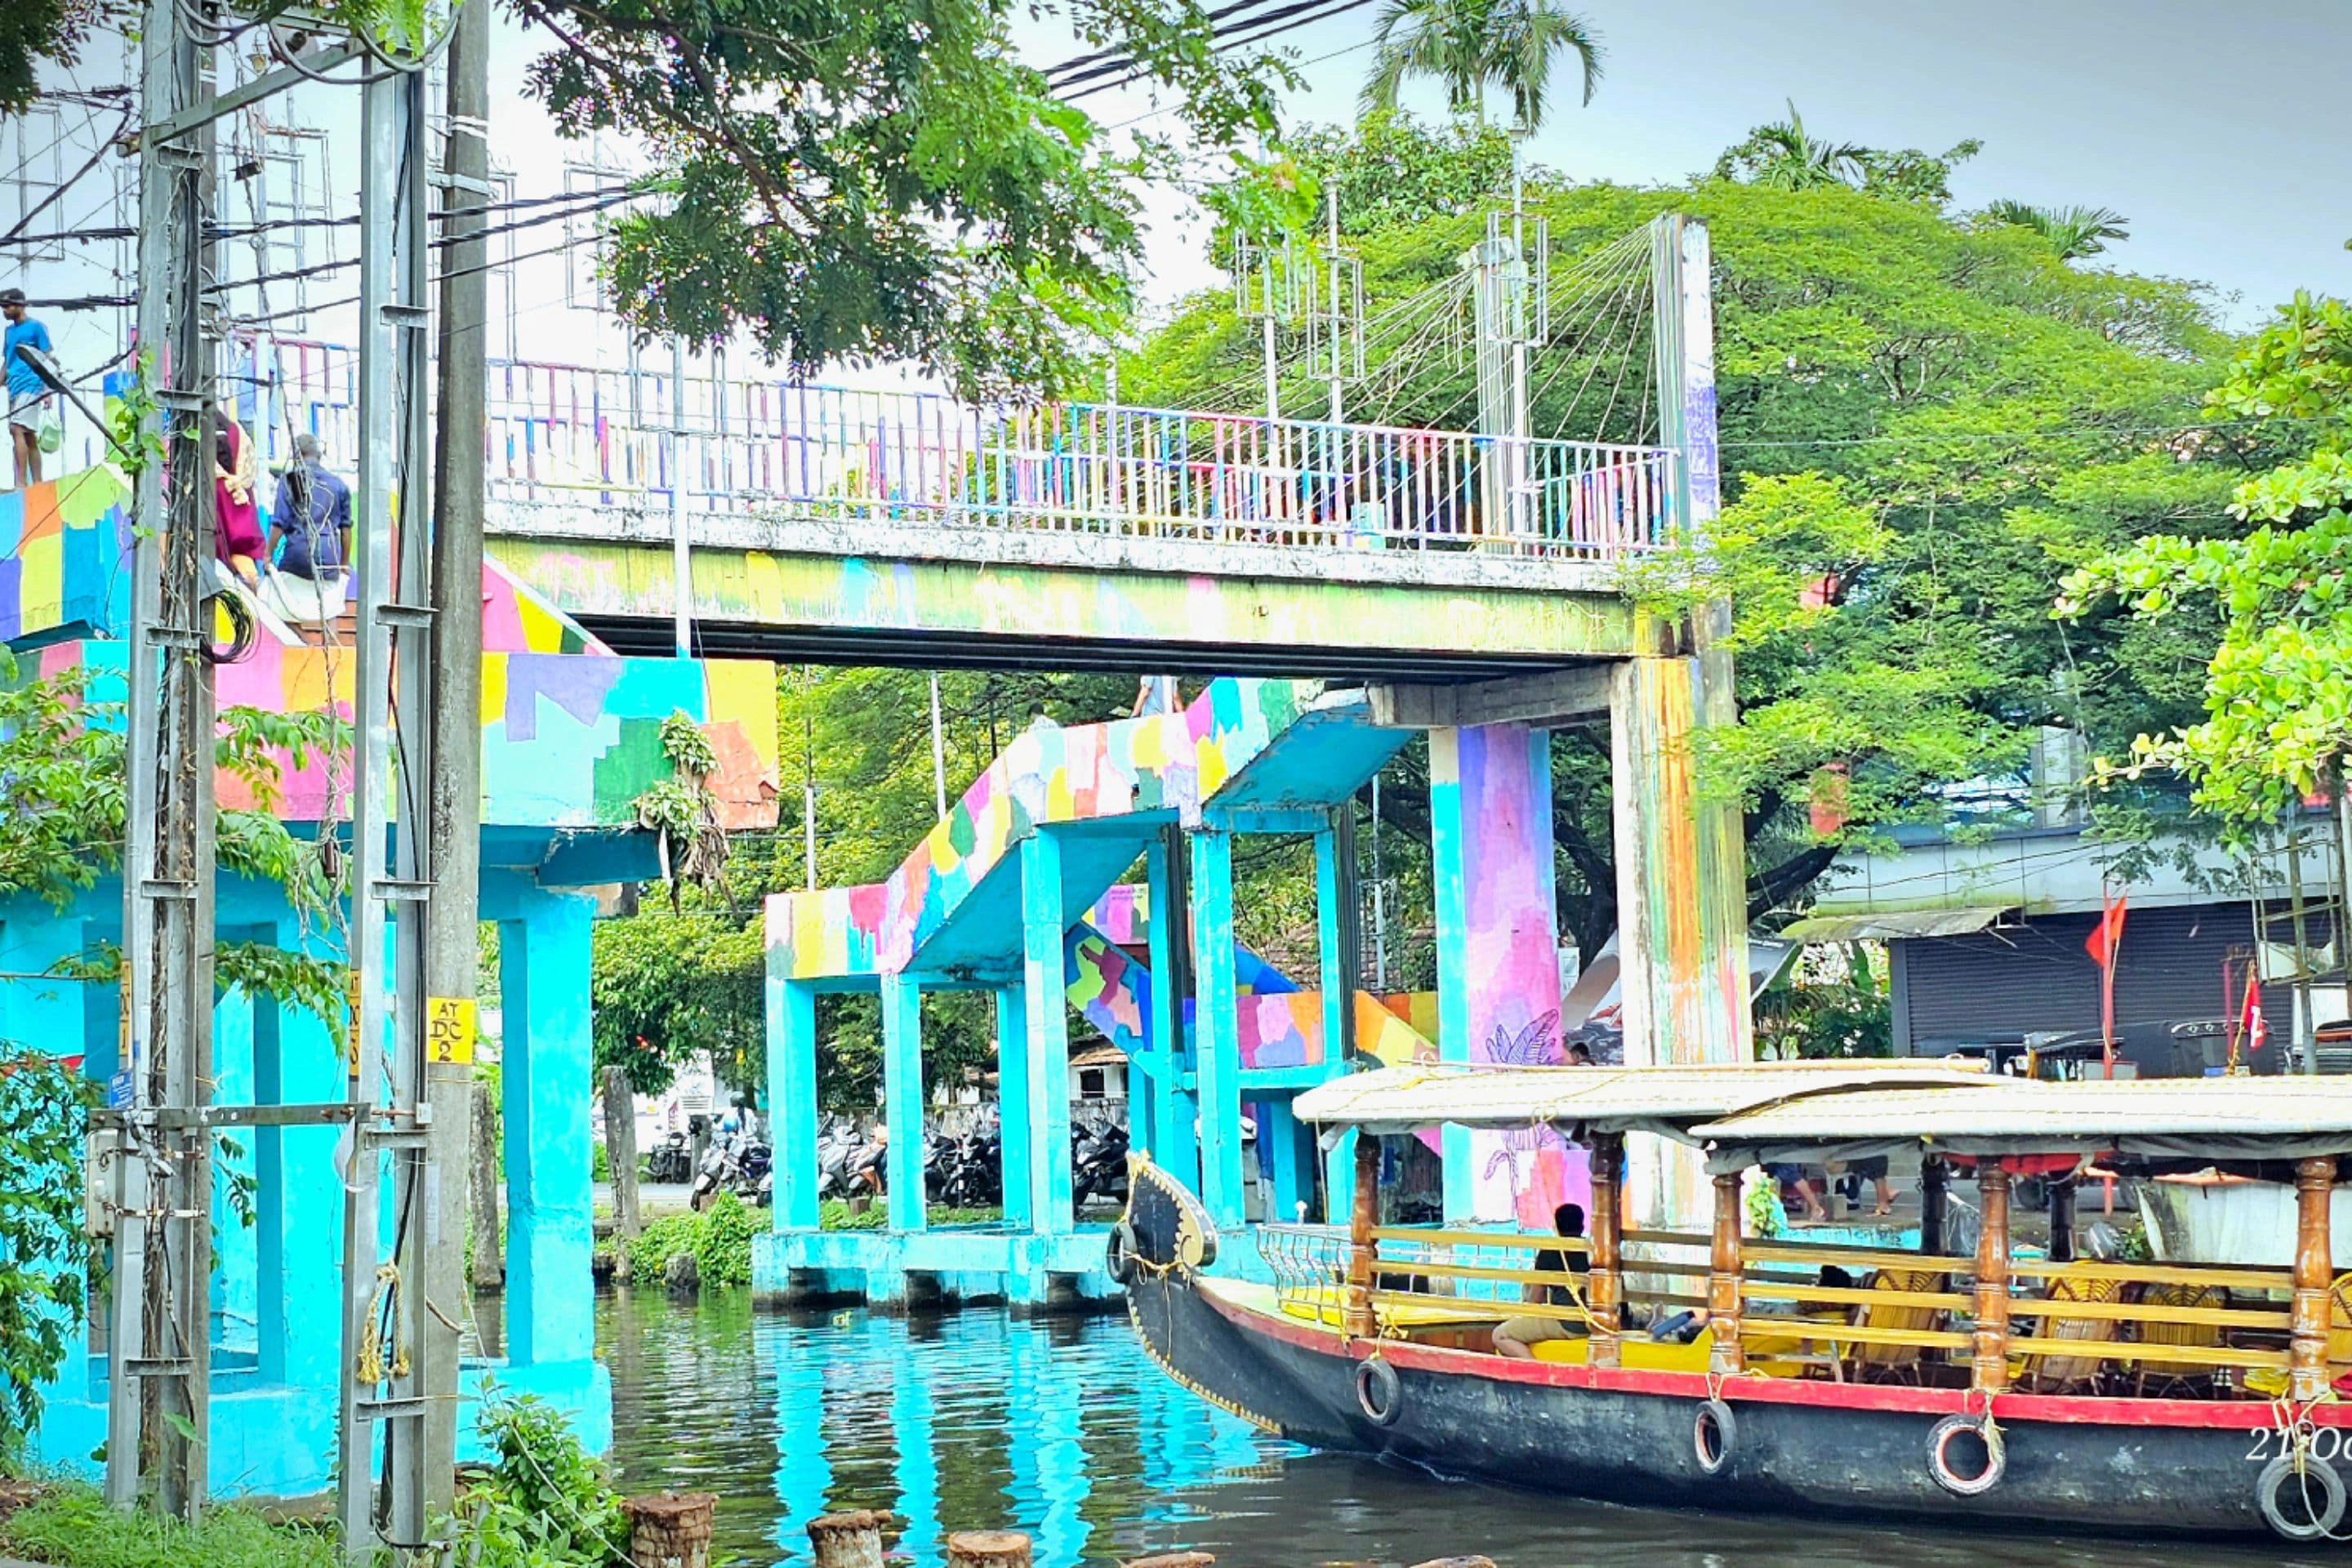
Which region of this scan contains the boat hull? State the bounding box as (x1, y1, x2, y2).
(1125, 1269, 2323, 1539)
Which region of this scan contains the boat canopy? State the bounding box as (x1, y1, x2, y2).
(1290, 1059, 1995, 1144)
(1292, 1060, 2352, 1168)
(1693, 1076, 2352, 1169)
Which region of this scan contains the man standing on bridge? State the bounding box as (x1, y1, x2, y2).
(4, 287, 56, 491)
(270, 432, 353, 581)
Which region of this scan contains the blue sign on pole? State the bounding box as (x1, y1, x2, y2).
(107, 1068, 132, 1109)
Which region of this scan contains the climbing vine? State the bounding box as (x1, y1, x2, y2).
(0, 1053, 95, 1467)
(632, 711, 728, 906)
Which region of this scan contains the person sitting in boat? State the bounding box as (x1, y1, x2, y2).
(1646, 1266, 1859, 1345)
(1492, 1203, 1589, 1359)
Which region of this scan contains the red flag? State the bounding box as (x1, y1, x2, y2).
(2086, 892, 2127, 1076)
(2240, 969, 2270, 1054)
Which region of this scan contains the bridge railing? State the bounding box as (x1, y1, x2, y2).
(240, 343, 1679, 559)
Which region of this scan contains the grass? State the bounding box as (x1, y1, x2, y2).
(0, 1482, 336, 1568)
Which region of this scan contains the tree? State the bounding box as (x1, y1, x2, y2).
(590, 908, 765, 1095)
(0, 1052, 89, 1467)
(0, 0, 94, 116)
(1984, 199, 2131, 261)
(1121, 124, 2235, 950)
(1360, 0, 1602, 131)
(2057, 292, 2352, 822)
(1712, 100, 1981, 207)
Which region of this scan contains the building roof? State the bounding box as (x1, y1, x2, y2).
(1290, 1060, 1993, 1138)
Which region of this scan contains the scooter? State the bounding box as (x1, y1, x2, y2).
(647, 1130, 693, 1185)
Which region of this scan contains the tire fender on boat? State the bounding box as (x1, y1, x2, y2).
(1693, 1398, 1737, 1477)
(1106, 1219, 1138, 1286)
(1926, 1414, 2005, 1498)
(1355, 1356, 1402, 1428)
(2258, 1450, 2348, 1542)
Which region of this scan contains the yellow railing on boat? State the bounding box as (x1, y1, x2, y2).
(1268, 1220, 2318, 1391)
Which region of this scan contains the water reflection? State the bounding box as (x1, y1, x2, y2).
(595, 1289, 2330, 1568)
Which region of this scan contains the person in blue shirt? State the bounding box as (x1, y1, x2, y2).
(3, 287, 56, 490)
(269, 433, 354, 579)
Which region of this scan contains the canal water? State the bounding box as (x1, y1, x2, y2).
(597, 1288, 2326, 1568)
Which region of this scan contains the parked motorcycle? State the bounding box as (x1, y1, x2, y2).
(646, 1130, 693, 1185)
(690, 1129, 775, 1210)
(1071, 1120, 1129, 1208)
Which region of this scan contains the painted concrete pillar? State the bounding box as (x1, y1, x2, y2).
(880, 972, 926, 1232)
(1608, 654, 1750, 1228)
(1261, 1097, 1320, 1223)
(766, 976, 820, 1232)
(1018, 831, 1073, 1232)
(209, 956, 260, 1358)
(253, 915, 347, 1391)
(1323, 1128, 1357, 1227)
(1313, 820, 1353, 1223)
(993, 985, 1032, 1231)
(1143, 832, 1196, 1194)
(1189, 827, 1245, 1232)
(2, 909, 93, 1403)
(1429, 724, 1571, 1227)
(499, 890, 596, 1367)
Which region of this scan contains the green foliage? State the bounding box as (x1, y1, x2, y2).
(1130, 137, 2231, 936)
(456, 1388, 630, 1568)
(1359, 0, 1603, 130)
(1711, 99, 1980, 206)
(1281, 111, 1521, 238)
(1753, 945, 1891, 1060)
(1982, 199, 2131, 262)
(0, 0, 97, 118)
(0, 1054, 91, 1468)
(634, 710, 729, 903)
(2060, 292, 2352, 822)
(510, 0, 1290, 399)
(0, 1482, 336, 1568)
(626, 1189, 758, 1285)
(590, 908, 764, 1094)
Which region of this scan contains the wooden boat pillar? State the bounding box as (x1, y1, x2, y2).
(1343, 1132, 1381, 1339)
(1971, 1161, 2011, 1394)
(1588, 1132, 1624, 1367)
(2291, 1153, 2336, 1401)
(1708, 1168, 1744, 1375)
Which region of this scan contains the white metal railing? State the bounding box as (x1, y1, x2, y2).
(236, 342, 1679, 559)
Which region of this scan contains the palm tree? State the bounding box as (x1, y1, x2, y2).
(1983, 199, 2131, 261)
(1719, 100, 1871, 191)
(1360, 0, 1603, 132)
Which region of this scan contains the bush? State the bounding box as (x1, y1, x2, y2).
(626, 1189, 758, 1285)
(0, 1053, 91, 1467)
(0, 1483, 336, 1568)
(458, 1388, 630, 1568)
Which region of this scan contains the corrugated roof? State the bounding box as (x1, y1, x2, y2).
(1290, 1059, 1998, 1138)
(1693, 1076, 2352, 1144)
(1780, 906, 2012, 942)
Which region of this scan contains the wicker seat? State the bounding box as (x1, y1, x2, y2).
(2015, 1272, 2124, 1394)
(2133, 1281, 2225, 1397)
(1846, 1267, 1950, 1384)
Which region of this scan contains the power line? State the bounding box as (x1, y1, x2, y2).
(1041, 0, 1293, 84)
(0, 180, 648, 251)
(1054, 0, 1380, 102)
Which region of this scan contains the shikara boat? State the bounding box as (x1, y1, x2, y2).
(1111, 1061, 2352, 1543)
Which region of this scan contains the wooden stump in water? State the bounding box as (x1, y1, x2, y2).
(944, 1530, 1033, 1567)
(624, 1490, 717, 1568)
(808, 1508, 891, 1568)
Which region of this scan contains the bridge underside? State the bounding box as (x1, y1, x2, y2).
(487, 511, 1667, 679)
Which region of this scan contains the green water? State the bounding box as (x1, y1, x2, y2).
(595, 1287, 2325, 1568)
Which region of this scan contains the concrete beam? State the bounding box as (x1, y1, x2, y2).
(1369, 666, 1615, 731)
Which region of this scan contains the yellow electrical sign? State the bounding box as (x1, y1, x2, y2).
(426, 996, 477, 1066)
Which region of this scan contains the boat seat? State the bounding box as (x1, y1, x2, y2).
(1846, 1268, 1949, 1384)
(2247, 1271, 2352, 1400)
(2014, 1272, 2124, 1393)
(2133, 1281, 2225, 1397)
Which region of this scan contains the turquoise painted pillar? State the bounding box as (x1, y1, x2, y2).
(209, 969, 260, 1357)
(766, 977, 820, 1231)
(256, 915, 345, 1390)
(1313, 824, 1348, 1060)
(993, 986, 1033, 1230)
(889, 1325, 941, 1563)
(499, 891, 595, 1367)
(1019, 831, 1073, 1232)
(880, 973, 926, 1232)
(1429, 724, 1564, 1227)
(1262, 1097, 1318, 1223)
(1323, 1128, 1357, 1228)
(2, 909, 93, 1407)
(1189, 827, 1244, 1232)
(1143, 833, 1196, 1194)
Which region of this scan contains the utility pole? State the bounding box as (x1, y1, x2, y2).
(421, 0, 492, 1513)
(109, 0, 220, 1516)
(338, 49, 443, 1556)
(672, 337, 691, 657)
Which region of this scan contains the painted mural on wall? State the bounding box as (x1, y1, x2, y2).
(0, 466, 132, 642)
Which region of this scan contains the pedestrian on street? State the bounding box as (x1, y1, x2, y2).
(3, 287, 56, 490)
